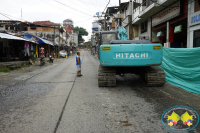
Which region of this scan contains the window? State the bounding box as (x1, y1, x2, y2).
(102, 34, 116, 45)
(194, 30, 200, 47)
(141, 20, 148, 33)
(133, 0, 141, 12)
(125, 7, 128, 18)
(195, 0, 200, 12)
(142, 0, 147, 6)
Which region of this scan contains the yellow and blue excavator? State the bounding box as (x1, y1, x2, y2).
(97, 28, 165, 87)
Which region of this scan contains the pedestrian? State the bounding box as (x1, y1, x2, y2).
(76, 52, 82, 77)
(70, 50, 72, 56)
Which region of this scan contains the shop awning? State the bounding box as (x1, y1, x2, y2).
(0, 33, 29, 41)
(23, 34, 54, 46)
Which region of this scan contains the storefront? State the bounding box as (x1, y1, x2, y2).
(23, 34, 54, 57)
(0, 33, 36, 62)
(151, 0, 188, 48)
(188, 0, 200, 48)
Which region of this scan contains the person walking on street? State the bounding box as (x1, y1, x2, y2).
(76, 52, 82, 77)
(70, 50, 72, 56)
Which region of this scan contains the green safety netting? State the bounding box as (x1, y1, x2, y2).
(159, 47, 200, 95)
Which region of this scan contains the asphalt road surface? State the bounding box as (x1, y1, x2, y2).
(0, 51, 200, 133)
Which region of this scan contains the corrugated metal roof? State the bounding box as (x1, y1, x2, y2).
(23, 34, 54, 46)
(0, 33, 34, 42)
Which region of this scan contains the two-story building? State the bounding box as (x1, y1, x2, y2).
(188, 0, 200, 48)
(120, 1, 133, 39)
(132, 0, 188, 48)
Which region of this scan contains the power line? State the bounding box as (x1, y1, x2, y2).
(0, 11, 93, 27)
(78, 0, 105, 6)
(0, 12, 28, 22)
(53, 0, 94, 16)
(40, 0, 91, 17)
(58, 0, 96, 13)
(102, 0, 110, 14)
(74, 17, 94, 24)
(0, 12, 14, 20)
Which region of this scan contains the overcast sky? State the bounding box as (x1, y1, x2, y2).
(0, 0, 129, 41)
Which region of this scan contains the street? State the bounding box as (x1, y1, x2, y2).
(0, 50, 200, 133)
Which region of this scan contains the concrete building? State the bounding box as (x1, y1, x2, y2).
(187, 0, 200, 48)
(63, 19, 78, 46)
(105, 6, 119, 31)
(131, 0, 188, 48)
(63, 19, 73, 33)
(120, 1, 132, 39)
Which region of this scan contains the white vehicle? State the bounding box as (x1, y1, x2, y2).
(59, 50, 67, 58)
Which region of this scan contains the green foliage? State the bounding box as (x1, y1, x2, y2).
(14, 68, 22, 71)
(74, 26, 88, 44)
(0, 68, 11, 73)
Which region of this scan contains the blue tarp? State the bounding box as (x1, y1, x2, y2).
(23, 34, 54, 46)
(159, 47, 200, 95)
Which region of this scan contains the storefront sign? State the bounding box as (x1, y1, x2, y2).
(189, 10, 200, 26)
(174, 25, 182, 33)
(152, 1, 180, 27)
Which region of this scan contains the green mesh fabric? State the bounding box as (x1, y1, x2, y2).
(159, 47, 200, 95)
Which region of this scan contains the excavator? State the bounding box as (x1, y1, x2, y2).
(97, 30, 165, 87)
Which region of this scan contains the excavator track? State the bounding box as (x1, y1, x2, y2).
(142, 66, 165, 87)
(98, 65, 116, 87)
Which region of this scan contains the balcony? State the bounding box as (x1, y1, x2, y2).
(141, 0, 158, 11)
(132, 0, 179, 24)
(122, 16, 129, 27)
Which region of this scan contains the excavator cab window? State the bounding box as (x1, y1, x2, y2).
(101, 34, 116, 45)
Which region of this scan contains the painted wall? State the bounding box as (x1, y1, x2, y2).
(28, 27, 59, 32)
(138, 18, 152, 40)
(63, 24, 72, 33)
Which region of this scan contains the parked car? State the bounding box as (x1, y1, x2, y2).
(59, 50, 67, 58)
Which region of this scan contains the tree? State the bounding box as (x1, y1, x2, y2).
(74, 26, 88, 44)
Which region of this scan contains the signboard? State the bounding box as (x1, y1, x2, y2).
(152, 1, 180, 27)
(92, 22, 99, 31)
(112, 21, 115, 28)
(102, 47, 111, 51)
(153, 46, 161, 50)
(189, 10, 200, 26)
(31, 37, 39, 42)
(174, 25, 182, 33)
(92, 28, 98, 31)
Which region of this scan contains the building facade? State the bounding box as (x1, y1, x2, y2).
(188, 0, 200, 48)
(131, 0, 188, 48)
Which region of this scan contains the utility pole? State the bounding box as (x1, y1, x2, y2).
(20, 8, 22, 33)
(104, 15, 106, 31)
(119, 0, 121, 11)
(59, 24, 60, 46)
(119, 0, 121, 27)
(54, 25, 55, 42)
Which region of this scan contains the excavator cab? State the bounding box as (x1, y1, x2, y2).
(98, 31, 118, 59)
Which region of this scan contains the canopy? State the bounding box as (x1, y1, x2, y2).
(23, 34, 54, 46)
(0, 33, 29, 41)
